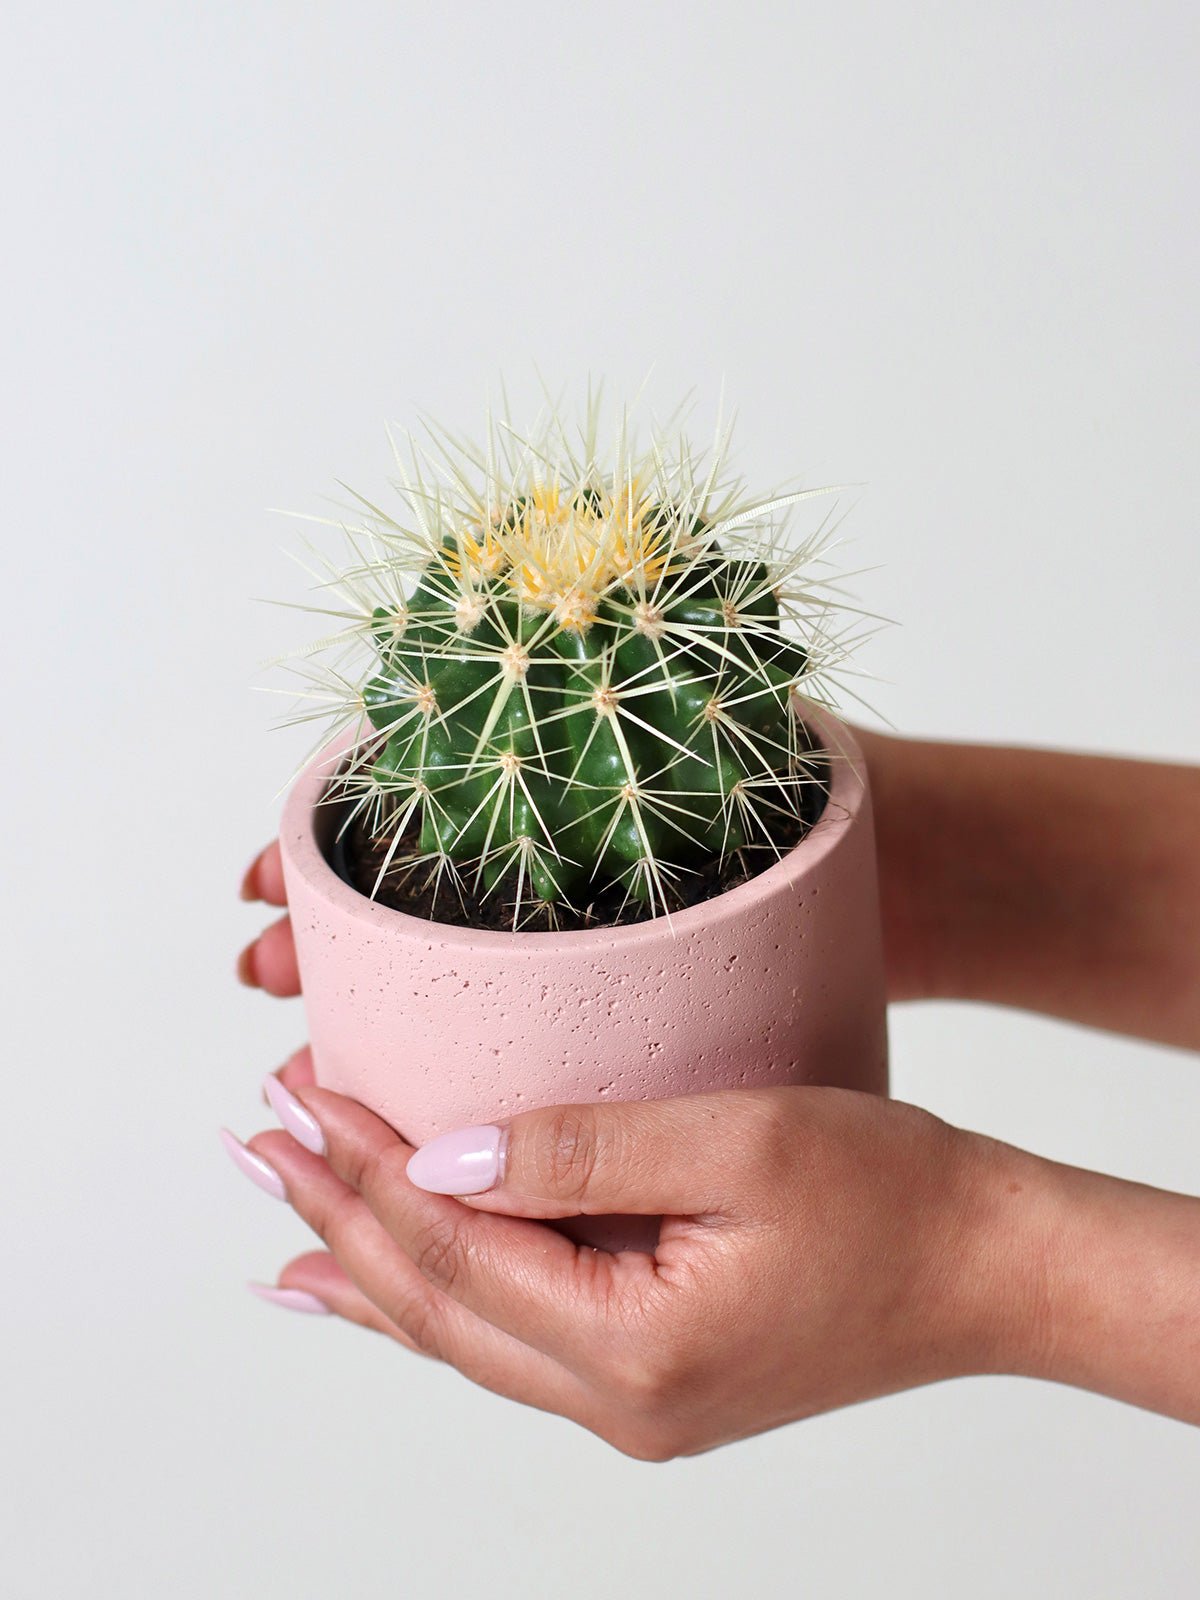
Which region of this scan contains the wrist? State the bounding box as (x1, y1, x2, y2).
(853, 726, 953, 1003)
(946, 1129, 1200, 1420)
(856, 722, 1200, 1044)
(923, 1127, 1060, 1381)
(1029, 1162, 1200, 1420)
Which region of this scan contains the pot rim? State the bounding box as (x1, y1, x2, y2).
(279, 694, 869, 951)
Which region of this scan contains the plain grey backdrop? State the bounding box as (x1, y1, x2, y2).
(3, 2, 1197, 1595)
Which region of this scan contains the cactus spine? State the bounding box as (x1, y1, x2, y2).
(282, 391, 863, 927)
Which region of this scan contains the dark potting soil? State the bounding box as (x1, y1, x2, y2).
(325, 746, 831, 933)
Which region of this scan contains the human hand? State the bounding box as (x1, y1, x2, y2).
(240, 715, 1200, 1045)
(222, 1060, 1033, 1458)
(235, 715, 912, 1005)
(233, 752, 1200, 1441)
(237, 841, 300, 996)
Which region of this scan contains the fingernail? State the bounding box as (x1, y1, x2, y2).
(239, 857, 261, 901)
(247, 1282, 331, 1315)
(219, 1127, 287, 1201)
(406, 1124, 507, 1195)
(236, 943, 260, 987)
(263, 1074, 326, 1155)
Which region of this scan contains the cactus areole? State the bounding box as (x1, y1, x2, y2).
(282, 392, 867, 931)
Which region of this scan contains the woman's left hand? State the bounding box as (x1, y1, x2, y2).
(222, 1049, 1038, 1460)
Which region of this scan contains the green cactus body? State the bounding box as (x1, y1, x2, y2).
(354, 497, 824, 916)
(288, 397, 857, 926)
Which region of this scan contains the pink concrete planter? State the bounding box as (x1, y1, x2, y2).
(280, 697, 888, 1250)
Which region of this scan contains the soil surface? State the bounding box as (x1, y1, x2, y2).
(326, 749, 831, 933)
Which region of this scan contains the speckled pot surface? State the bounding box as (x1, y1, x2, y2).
(280, 699, 889, 1250)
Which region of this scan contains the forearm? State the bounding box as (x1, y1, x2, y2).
(857, 728, 1200, 1049)
(963, 1132, 1200, 1423)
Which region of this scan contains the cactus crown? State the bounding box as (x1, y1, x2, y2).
(276, 388, 872, 929)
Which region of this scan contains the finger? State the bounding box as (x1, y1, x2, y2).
(243, 1125, 593, 1420)
(406, 1090, 769, 1221)
(240, 841, 287, 905)
(237, 915, 300, 996)
(261, 1045, 316, 1106)
(254, 1249, 435, 1356)
(279, 1085, 656, 1372)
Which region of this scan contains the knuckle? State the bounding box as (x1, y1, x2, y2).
(609, 1419, 681, 1464)
(744, 1091, 802, 1182)
(604, 1347, 701, 1461)
(611, 1346, 685, 1413)
(538, 1107, 605, 1203)
(397, 1289, 449, 1360)
(313, 1181, 366, 1254)
(348, 1137, 409, 1202)
(410, 1213, 471, 1294)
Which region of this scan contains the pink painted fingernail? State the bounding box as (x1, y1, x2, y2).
(406, 1124, 507, 1195)
(263, 1074, 326, 1155)
(248, 1282, 331, 1315)
(219, 1127, 287, 1201)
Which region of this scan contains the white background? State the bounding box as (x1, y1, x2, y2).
(2, 2, 1197, 1595)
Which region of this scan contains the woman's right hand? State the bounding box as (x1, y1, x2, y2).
(238, 720, 1200, 1047)
(235, 726, 925, 1006)
(237, 841, 301, 997)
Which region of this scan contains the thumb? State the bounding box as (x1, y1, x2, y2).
(404, 1090, 765, 1220)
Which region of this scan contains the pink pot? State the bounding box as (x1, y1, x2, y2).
(279, 698, 889, 1250)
